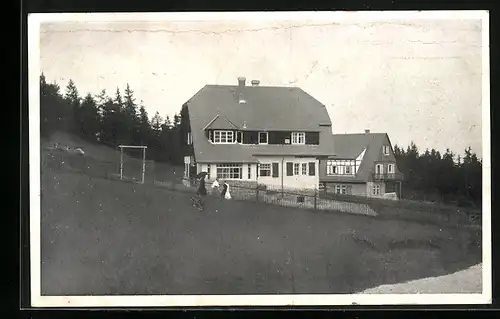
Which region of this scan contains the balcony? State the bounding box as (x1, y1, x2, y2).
(372, 172, 404, 181)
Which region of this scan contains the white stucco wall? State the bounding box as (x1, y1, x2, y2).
(197, 158, 319, 190)
(256, 156, 319, 190)
(198, 163, 257, 181)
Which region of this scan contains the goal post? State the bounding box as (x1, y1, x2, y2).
(118, 145, 147, 184)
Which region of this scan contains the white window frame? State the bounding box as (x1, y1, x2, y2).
(291, 132, 306, 145)
(383, 145, 390, 155)
(387, 163, 394, 174)
(375, 163, 384, 174)
(187, 132, 192, 145)
(258, 132, 268, 144)
(372, 184, 381, 195)
(334, 184, 347, 195)
(213, 130, 235, 144)
(327, 159, 356, 176)
(345, 165, 352, 174)
(326, 161, 337, 175)
(259, 163, 272, 177)
(248, 165, 251, 179)
(301, 163, 307, 175)
(293, 163, 300, 176)
(216, 164, 242, 179)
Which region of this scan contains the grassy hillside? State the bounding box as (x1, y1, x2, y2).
(41, 167, 481, 295)
(42, 131, 184, 182)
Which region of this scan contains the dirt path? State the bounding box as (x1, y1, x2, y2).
(361, 264, 482, 294)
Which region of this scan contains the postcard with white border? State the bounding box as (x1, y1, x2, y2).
(28, 11, 491, 307)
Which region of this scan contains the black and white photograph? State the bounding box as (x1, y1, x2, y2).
(28, 11, 491, 307)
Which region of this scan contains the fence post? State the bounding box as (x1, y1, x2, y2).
(314, 188, 318, 211)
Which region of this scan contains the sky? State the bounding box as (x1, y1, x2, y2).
(38, 16, 485, 157)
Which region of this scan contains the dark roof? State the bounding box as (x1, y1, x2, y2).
(330, 133, 387, 159)
(186, 84, 334, 163)
(321, 132, 400, 182)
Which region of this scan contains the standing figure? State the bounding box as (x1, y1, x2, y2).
(191, 173, 208, 211)
(220, 182, 232, 200)
(211, 178, 220, 197)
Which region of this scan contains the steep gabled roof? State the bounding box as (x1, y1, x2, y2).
(186, 84, 334, 163)
(203, 114, 239, 130)
(322, 132, 399, 182)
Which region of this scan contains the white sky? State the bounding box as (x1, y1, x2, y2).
(38, 16, 484, 156)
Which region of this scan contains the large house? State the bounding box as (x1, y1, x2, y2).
(181, 77, 334, 190)
(319, 130, 404, 198)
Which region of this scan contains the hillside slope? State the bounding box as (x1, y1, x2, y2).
(40, 167, 482, 295)
(42, 131, 184, 182)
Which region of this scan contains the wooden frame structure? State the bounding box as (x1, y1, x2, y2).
(118, 145, 148, 184)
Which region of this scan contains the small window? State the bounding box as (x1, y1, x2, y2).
(388, 164, 394, 173)
(207, 165, 211, 179)
(259, 163, 271, 177)
(187, 132, 192, 145)
(301, 163, 307, 175)
(293, 163, 300, 176)
(291, 132, 305, 145)
(335, 184, 347, 195)
(383, 145, 390, 155)
(372, 184, 381, 195)
(258, 132, 268, 144)
(248, 165, 251, 179)
(345, 165, 351, 174)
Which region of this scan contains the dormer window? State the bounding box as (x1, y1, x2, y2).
(291, 132, 305, 145)
(213, 130, 235, 144)
(258, 132, 268, 144)
(383, 145, 390, 155)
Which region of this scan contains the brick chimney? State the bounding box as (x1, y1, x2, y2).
(251, 80, 260, 86)
(237, 77, 246, 104)
(238, 77, 246, 87)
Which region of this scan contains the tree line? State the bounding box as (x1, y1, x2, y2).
(40, 74, 189, 165)
(40, 74, 482, 207)
(393, 142, 482, 207)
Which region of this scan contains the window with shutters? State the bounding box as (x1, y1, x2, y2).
(259, 163, 271, 177)
(308, 162, 316, 176)
(272, 163, 279, 178)
(213, 130, 235, 144)
(291, 132, 306, 144)
(293, 163, 300, 175)
(286, 162, 293, 176)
